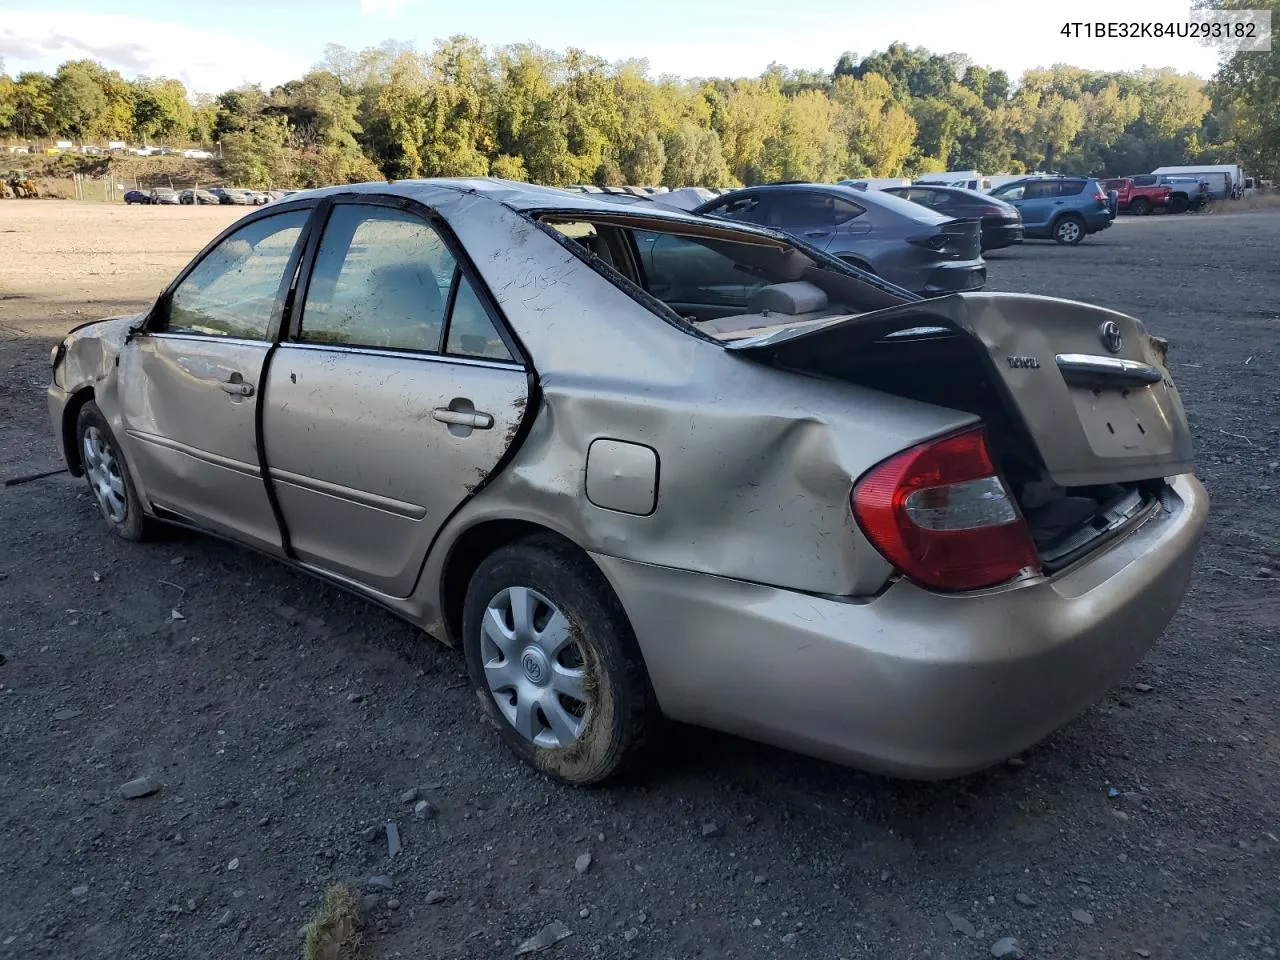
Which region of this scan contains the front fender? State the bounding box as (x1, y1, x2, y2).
(51, 314, 142, 471)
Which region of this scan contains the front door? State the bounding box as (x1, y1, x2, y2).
(118, 208, 311, 552)
(262, 200, 529, 598)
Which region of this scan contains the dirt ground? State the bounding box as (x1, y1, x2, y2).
(1, 201, 1278, 960)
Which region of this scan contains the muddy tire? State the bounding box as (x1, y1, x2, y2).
(461, 534, 655, 785)
(75, 401, 155, 541)
(1129, 197, 1152, 217)
(1053, 215, 1085, 245)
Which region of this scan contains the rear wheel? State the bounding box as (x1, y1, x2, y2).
(461, 535, 655, 785)
(1052, 215, 1085, 245)
(1129, 197, 1151, 216)
(75, 402, 154, 541)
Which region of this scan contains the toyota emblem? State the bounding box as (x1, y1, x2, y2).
(1098, 320, 1123, 354)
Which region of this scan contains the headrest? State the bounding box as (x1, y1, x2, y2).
(746, 281, 829, 316)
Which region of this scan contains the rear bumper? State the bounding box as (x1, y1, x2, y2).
(922, 260, 986, 294)
(981, 222, 1023, 250)
(594, 474, 1207, 779)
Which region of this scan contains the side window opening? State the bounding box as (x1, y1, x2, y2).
(444, 268, 514, 362)
(300, 205, 454, 352)
(298, 203, 515, 363)
(165, 210, 308, 340)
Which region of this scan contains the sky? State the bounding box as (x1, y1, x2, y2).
(0, 0, 1227, 94)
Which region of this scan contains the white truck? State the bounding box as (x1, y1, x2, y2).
(1151, 164, 1246, 200)
(915, 170, 990, 191)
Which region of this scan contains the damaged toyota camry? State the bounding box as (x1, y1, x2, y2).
(48, 178, 1207, 785)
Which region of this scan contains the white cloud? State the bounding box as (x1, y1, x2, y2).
(0, 10, 312, 94)
(359, 0, 424, 16)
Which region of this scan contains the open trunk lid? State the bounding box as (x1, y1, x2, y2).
(727, 291, 1193, 488)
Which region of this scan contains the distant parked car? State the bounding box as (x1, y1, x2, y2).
(182, 149, 215, 160)
(210, 187, 256, 205)
(179, 189, 220, 205)
(148, 188, 181, 205)
(882, 184, 1024, 251)
(123, 190, 151, 205)
(1100, 178, 1172, 216)
(694, 182, 986, 296)
(987, 177, 1115, 245)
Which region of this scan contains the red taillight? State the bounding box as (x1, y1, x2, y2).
(851, 427, 1041, 592)
(907, 233, 949, 251)
(1093, 191, 1107, 202)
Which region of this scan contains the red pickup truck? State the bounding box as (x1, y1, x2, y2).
(1101, 178, 1172, 216)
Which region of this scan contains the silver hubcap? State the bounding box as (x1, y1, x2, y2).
(82, 426, 127, 524)
(480, 586, 590, 749)
(1059, 221, 1080, 242)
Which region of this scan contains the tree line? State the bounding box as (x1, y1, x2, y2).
(0, 6, 1273, 190)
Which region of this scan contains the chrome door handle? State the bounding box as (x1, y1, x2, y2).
(431, 408, 493, 429)
(218, 373, 254, 397)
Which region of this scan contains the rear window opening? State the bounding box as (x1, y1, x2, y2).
(539, 215, 906, 339)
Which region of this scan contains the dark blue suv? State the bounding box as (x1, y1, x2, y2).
(987, 177, 1116, 245)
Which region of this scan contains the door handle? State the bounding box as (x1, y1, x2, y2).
(217, 372, 255, 397)
(804, 230, 830, 237)
(432, 408, 493, 429)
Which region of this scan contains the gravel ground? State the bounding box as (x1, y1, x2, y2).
(1, 202, 1277, 960)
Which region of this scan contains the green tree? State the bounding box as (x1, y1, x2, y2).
(221, 115, 289, 188)
(133, 77, 192, 143)
(0, 73, 15, 134)
(12, 72, 54, 139)
(51, 60, 109, 138)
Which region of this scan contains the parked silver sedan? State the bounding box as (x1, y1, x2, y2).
(48, 179, 1207, 784)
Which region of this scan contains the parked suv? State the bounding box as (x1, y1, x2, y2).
(1100, 177, 1171, 216)
(988, 177, 1115, 245)
(693, 182, 986, 295)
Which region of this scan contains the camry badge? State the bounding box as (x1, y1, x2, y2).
(1007, 355, 1040, 369)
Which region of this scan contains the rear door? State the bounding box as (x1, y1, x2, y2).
(766, 190, 844, 248)
(119, 206, 313, 552)
(262, 198, 529, 597)
(1013, 181, 1063, 228)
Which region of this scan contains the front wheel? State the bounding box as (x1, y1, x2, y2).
(1168, 195, 1188, 214)
(1053, 215, 1085, 245)
(75, 401, 154, 541)
(1129, 197, 1151, 216)
(462, 535, 655, 785)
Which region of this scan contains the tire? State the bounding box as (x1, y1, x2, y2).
(1129, 197, 1151, 216)
(75, 401, 155, 541)
(1168, 195, 1188, 214)
(461, 534, 655, 785)
(1052, 215, 1085, 245)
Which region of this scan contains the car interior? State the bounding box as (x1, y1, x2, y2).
(540, 215, 903, 341)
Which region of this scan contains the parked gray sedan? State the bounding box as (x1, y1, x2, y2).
(47, 178, 1206, 784)
(693, 182, 987, 295)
